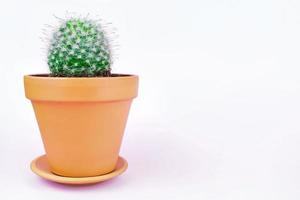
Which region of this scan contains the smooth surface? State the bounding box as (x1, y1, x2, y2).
(24, 74, 138, 102)
(31, 155, 128, 185)
(1, 0, 300, 199)
(25, 75, 137, 177)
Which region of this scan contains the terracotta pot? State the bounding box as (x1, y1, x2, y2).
(24, 74, 138, 177)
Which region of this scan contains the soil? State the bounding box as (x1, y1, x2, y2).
(30, 74, 132, 78)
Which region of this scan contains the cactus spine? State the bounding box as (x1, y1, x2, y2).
(48, 18, 112, 77)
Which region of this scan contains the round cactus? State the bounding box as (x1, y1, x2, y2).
(48, 18, 112, 77)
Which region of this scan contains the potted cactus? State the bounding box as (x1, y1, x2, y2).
(24, 17, 138, 183)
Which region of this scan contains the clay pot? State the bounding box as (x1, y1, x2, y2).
(24, 74, 138, 177)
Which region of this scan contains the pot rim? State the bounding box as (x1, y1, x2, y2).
(25, 73, 138, 80)
(24, 73, 139, 102)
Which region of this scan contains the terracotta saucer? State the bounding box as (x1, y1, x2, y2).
(30, 155, 128, 185)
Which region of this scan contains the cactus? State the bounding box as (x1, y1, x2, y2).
(48, 18, 112, 77)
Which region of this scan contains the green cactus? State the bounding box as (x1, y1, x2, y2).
(48, 18, 112, 77)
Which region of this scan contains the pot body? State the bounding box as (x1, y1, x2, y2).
(24, 74, 138, 177)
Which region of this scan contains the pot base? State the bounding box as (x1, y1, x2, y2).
(30, 155, 128, 185)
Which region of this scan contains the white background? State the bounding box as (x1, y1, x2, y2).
(0, 0, 300, 199)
